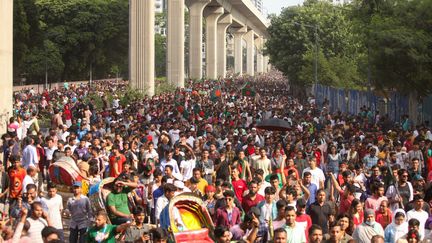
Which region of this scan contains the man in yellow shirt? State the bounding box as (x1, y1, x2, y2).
(186, 168, 208, 195)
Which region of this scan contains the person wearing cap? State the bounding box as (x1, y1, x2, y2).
(352, 209, 384, 243)
(173, 180, 190, 195)
(67, 181, 93, 243)
(406, 195, 428, 240)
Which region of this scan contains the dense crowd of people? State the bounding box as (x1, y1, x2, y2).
(2, 74, 432, 243)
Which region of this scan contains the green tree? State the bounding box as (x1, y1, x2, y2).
(155, 34, 167, 77)
(36, 0, 129, 81)
(351, 0, 432, 95)
(24, 40, 64, 83)
(266, 0, 365, 88)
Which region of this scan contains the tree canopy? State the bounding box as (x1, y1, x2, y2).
(13, 0, 167, 84)
(266, 0, 432, 96)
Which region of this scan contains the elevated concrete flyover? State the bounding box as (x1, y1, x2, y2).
(1, 0, 271, 121)
(186, 0, 270, 80)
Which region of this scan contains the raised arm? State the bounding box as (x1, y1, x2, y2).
(298, 180, 310, 201)
(329, 172, 343, 192)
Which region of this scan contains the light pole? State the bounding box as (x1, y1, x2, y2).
(45, 50, 48, 89)
(293, 22, 319, 86)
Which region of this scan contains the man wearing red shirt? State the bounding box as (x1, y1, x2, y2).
(241, 179, 264, 214)
(329, 172, 355, 215)
(109, 145, 126, 178)
(231, 167, 247, 203)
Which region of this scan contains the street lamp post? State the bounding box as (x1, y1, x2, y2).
(293, 22, 319, 86)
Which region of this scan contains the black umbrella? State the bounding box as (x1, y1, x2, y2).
(255, 118, 291, 131)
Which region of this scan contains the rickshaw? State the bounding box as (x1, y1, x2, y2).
(48, 156, 85, 187)
(88, 177, 116, 223)
(167, 192, 215, 243)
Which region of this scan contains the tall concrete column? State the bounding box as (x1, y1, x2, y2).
(216, 14, 232, 78)
(244, 30, 255, 76)
(232, 27, 247, 75)
(130, 0, 155, 96)
(204, 7, 224, 79)
(167, 0, 185, 87)
(256, 37, 264, 74)
(186, 0, 210, 80)
(264, 55, 270, 73)
(0, 0, 14, 132)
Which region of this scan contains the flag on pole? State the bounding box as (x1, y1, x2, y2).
(241, 82, 256, 97)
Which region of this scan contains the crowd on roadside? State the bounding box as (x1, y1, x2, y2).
(1, 73, 432, 243)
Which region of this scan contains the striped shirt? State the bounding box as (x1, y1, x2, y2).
(26, 217, 48, 243)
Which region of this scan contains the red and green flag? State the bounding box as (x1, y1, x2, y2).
(210, 85, 222, 102)
(241, 83, 256, 97)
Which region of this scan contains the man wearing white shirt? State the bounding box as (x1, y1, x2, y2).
(42, 184, 64, 240)
(302, 157, 325, 189)
(284, 206, 307, 243)
(180, 144, 196, 182)
(60, 125, 70, 142)
(160, 150, 180, 175)
(155, 183, 176, 223)
(148, 124, 160, 146)
(22, 167, 37, 193)
(407, 195, 429, 240)
(169, 124, 180, 145)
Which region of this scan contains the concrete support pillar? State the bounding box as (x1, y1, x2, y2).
(232, 27, 247, 75)
(204, 7, 224, 79)
(0, 0, 14, 131)
(187, 0, 210, 80)
(244, 30, 255, 76)
(263, 55, 270, 73)
(216, 14, 232, 78)
(167, 0, 185, 87)
(130, 0, 155, 96)
(256, 37, 264, 74)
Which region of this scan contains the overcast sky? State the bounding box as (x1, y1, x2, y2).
(263, 0, 304, 15)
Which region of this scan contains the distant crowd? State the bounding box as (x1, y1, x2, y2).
(1, 73, 431, 243)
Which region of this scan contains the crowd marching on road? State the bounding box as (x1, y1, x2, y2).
(1, 73, 432, 243)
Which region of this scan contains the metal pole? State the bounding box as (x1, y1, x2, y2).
(90, 62, 93, 85)
(314, 25, 318, 85)
(44, 39, 48, 89)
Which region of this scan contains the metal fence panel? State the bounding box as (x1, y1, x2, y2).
(313, 84, 416, 123)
